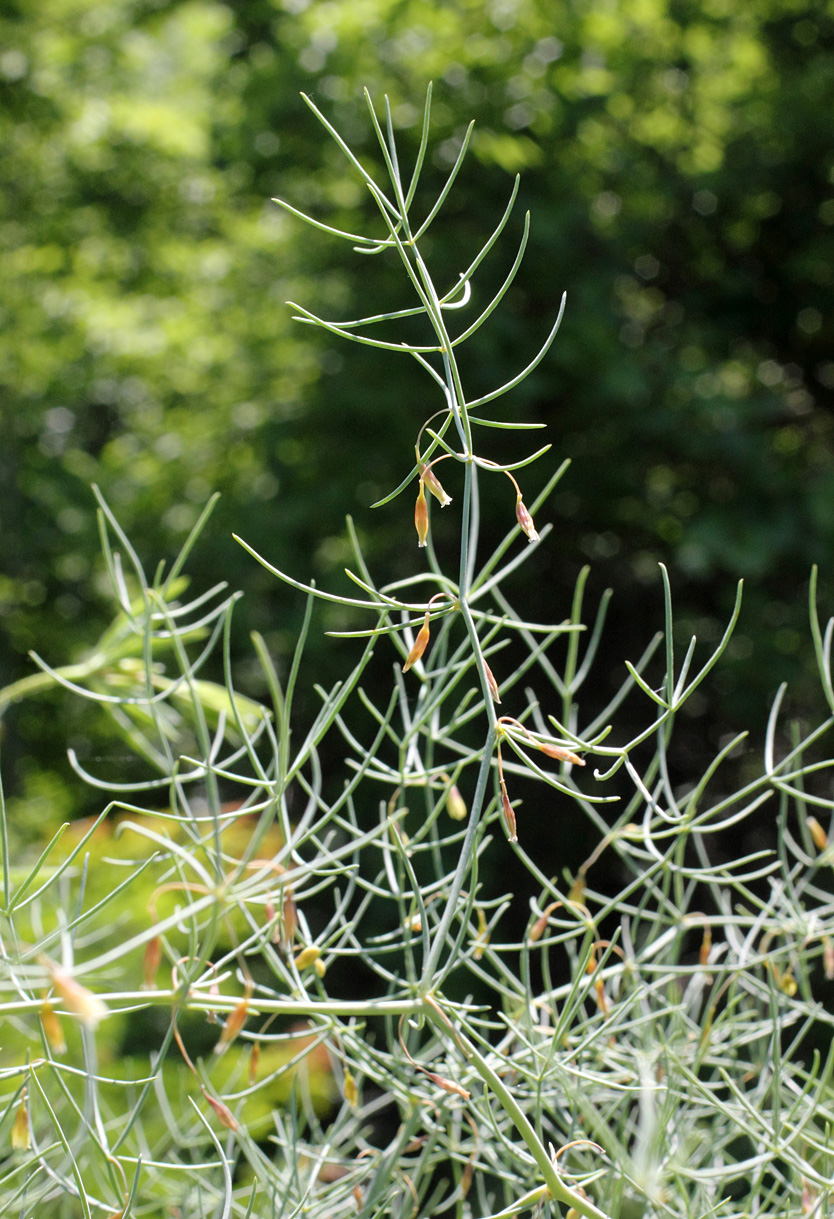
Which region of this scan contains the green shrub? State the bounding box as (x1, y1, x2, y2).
(2, 90, 834, 1219)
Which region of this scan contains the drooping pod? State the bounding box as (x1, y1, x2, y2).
(484, 662, 501, 704)
(515, 492, 539, 543)
(418, 459, 452, 507)
(403, 610, 431, 673)
(414, 479, 429, 547)
(42, 958, 108, 1029)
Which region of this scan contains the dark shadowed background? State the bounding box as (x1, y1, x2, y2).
(2, 0, 834, 833)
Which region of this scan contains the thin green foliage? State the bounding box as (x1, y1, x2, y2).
(1, 88, 834, 1219)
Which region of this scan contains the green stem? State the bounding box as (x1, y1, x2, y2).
(420, 715, 496, 987)
(459, 460, 473, 599)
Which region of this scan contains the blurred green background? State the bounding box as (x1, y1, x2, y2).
(2, 0, 834, 818)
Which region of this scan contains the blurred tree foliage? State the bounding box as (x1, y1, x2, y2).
(2, 0, 834, 812)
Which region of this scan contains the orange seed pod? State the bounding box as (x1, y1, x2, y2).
(484, 662, 501, 704)
(808, 816, 828, 853)
(40, 1000, 67, 1054)
(215, 998, 249, 1053)
(538, 741, 585, 766)
(529, 902, 560, 944)
(595, 977, 610, 1014)
(460, 1159, 474, 1199)
(425, 1071, 471, 1100)
(414, 480, 429, 548)
(11, 1092, 30, 1151)
(403, 611, 431, 673)
(202, 1089, 238, 1130)
(500, 779, 517, 843)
